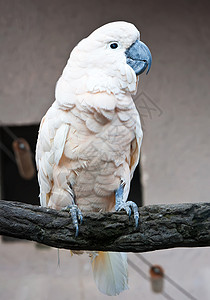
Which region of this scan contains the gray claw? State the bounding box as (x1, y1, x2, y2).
(78, 209, 83, 225)
(62, 204, 83, 237)
(134, 212, 139, 228)
(117, 201, 139, 228)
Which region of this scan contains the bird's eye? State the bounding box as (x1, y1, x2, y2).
(110, 43, 118, 49)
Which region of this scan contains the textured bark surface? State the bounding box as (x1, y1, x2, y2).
(0, 200, 209, 252)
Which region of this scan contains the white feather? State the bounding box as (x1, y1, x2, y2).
(92, 251, 128, 296)
(53, 123, 69, 165)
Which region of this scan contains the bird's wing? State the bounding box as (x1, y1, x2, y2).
(35, 105, 70, 207)
(129, 110, 143, 179)
(116, 101, 143, 179)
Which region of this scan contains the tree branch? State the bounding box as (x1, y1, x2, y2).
(0, 200, 209, 252)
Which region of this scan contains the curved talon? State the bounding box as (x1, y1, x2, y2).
(117, 201, 139, 228)
(134, 211, 139, 228)
(62, 204, 83, 237)
(77, 209, 83, 225)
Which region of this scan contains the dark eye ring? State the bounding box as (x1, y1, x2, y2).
(110, 43, 118, 49)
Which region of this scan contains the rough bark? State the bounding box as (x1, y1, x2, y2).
(0, 200, 209, 252)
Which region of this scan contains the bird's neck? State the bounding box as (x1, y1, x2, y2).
(58, 59, 138, 100)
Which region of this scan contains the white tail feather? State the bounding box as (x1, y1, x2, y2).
(91, 251, 128, 296)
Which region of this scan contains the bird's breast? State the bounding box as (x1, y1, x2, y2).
(61, 104, 138, 212)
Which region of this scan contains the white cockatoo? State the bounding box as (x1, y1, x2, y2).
(36, 21, 151, 296)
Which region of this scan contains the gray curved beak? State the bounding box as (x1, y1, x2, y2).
(125, 40, 152, 75)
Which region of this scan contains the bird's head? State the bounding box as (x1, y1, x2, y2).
(56, 21, 152, 102)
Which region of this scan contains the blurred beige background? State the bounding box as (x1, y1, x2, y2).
(0, 0, 210, 299)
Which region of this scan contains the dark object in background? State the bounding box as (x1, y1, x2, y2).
(128, 165, 143, 207)
(12, 138, 36, 180)
(150, 265, 165, 293)
(0, 125, 39, 205)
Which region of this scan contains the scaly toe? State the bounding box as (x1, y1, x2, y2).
(117, 201, 139, 228)
(62, 204, 83, 237)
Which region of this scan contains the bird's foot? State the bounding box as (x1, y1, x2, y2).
(116, 201, 139, 228)
(115, 181, 139, 228)
(62, 204, 83, 237)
